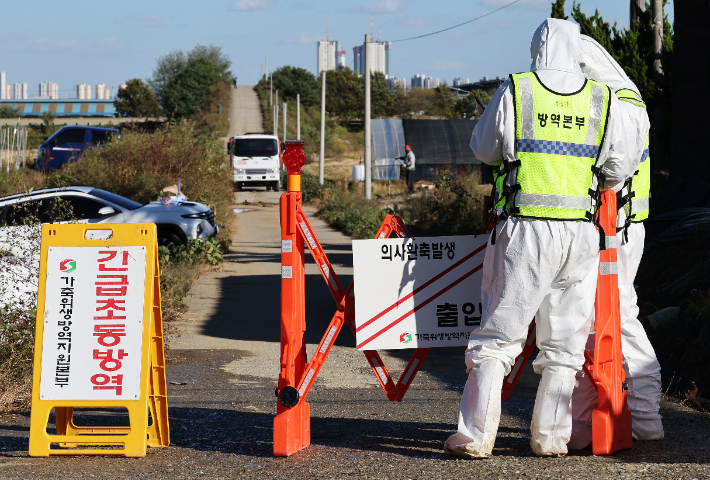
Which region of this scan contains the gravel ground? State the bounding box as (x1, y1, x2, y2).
(0, 348, 708, 479)
(0, 188, 708, 478)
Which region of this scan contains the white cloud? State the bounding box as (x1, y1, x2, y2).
(401, 14, 424, 27)
(228, 0, 276, 11)
(362, 0, 406, 14)
(432, 61, 466, 71)
(283, 30, 322, 44)
(136, 14, 165, 28)
(99, 36, 121, 47)
(33, 37, 78, 51)
(117, 14, 165, 27)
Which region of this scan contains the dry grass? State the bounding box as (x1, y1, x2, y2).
(0, 121, 235, 412)
(0, 167, 48, 198)
(0, 308, 36, 412)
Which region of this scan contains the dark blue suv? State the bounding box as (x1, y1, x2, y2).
(35, 126, 119, 171)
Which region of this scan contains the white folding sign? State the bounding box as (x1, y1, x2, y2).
(38, 246, 147, 401)
(353, 235, 488, 350)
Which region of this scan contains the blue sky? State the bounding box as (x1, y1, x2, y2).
(1, 0, 674, 98)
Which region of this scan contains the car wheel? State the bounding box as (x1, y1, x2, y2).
(157, 230, 183, 249)
(270, 182, 278, 191)
(235, 182, 242, 191)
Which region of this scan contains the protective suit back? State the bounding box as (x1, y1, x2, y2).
(447, 18, 630, 459)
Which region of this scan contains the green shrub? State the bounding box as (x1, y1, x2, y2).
(280, 170, 331, 202)
(399, 171, 488, 236)
(317, 187, 384, 239)
(158, 237, 222, 266)
(45, 121, 233, 223)
(315, 172, 489, 239)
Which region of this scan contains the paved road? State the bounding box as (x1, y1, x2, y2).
(227, 85, 263, 137)
(1, 186, 708, 478)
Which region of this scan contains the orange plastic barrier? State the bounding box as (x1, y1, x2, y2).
(497, 190, 631, 455)
(274, 141, 434, 456)
(590, 189, 632, 455)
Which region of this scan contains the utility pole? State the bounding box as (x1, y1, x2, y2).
(319, 71, 326, 185)
(270, 75, 273, 106)
(266, 56, 268, 78)
(630, 0, 645, 32)
(364, 34, 372, 199)
(275, 90, 279, 137)
(652, 0, 665, 166)
(283, 102, 287, 141)
(297, 94, 301, 140)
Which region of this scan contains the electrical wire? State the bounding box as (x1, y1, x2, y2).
(390, 0, 522, 42)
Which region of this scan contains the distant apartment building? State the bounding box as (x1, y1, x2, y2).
(13, 82, 28, 99)
(386, 76, 406, 91)
(353, 40, 391, 76)
(96, 84, 110, 100)
(39, 82, 59, 99)
(0, 72, 6, 100)
(411, 74, 439, 89)
(317, 40, 338, 75)
(353, 45, 363, 73)
(335, 43, 345, 68)
(4, 85, 12, 100)
(77, 84, 91, 99)
(453, 77, 470, 87)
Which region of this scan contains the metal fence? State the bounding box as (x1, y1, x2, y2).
(0, 125, 30, 172)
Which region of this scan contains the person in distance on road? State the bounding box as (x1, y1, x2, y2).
(568, 34, 663, 449)
(444, 18, 630, 458)
(398, 145, 416, 194)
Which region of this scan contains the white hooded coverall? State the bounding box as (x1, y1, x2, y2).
(568, 35, 663, 449)
(445, 19, 630, 458)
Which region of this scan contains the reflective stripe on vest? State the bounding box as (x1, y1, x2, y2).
(616, 89, 650, 222)
(509, 72, 610, 220)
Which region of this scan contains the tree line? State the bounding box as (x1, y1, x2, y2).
(114, 44, 233, 134)
(260, 65, 492, 124)
(551, 0, 674, 169)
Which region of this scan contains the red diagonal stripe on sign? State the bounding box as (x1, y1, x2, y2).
(356, 264, 483, 349)
(356, 243, 487, 333)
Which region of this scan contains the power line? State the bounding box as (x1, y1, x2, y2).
(390, 0, 522, 42)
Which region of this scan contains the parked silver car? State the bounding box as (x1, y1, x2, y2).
(0, 186, 218, 250)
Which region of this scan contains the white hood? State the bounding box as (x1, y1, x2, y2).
(578, 35, 642, 97)
(530, 18, 583, 75)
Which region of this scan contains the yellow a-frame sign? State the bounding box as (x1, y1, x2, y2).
(29, 224, 169, 457)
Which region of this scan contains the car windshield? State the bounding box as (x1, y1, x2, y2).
(88, 189, 142, 210)
(233, 138, 278, 157)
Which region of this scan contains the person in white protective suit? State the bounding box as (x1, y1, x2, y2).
(444, 18, 630, 458)
(568, 35, 664, 449)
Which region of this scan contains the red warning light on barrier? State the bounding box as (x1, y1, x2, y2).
(283, 140, 306, 175)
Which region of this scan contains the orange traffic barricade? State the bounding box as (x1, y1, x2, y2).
(274, 141, 435, 456)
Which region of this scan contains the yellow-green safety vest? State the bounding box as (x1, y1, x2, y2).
(496, 72, 611, 220)
(616, 89, 650, 222)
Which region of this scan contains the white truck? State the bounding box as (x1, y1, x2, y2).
(231, 133, 281, 191)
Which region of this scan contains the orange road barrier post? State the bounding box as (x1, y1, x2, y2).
(273, 144, 445, 455)
(275, 140, 310, 457)
(590, 189, 633, 455)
